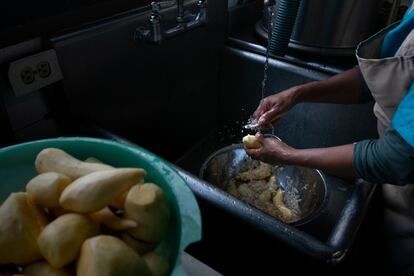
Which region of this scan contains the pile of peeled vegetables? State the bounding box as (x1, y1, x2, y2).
(240, 135, 297, 222)
(0, 148, 171, 276)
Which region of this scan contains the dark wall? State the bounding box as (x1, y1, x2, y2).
(52, 1, 228, 160)
(0, 0, 151, 48)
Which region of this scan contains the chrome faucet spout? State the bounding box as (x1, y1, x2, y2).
(135, 0, 208, 45)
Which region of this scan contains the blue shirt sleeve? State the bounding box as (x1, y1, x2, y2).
(381, 3, 414, 58)
(393, 81, 414, 148)
(353, 124, 414, 185)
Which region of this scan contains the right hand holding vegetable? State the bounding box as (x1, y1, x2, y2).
(243, 134, 295, 165)
(253, 87, 299, 130)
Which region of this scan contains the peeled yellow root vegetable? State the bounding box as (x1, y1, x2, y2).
(272, 189, 295, 221)
(84, 157, 134, 210)
(109, 179, 143, 210)
(84, 157, 104, 164)
(37, 213, 99, 268)
(23, 261, 71, 276)
(143, 252, 170, 276)
(125, 183, 170, 243)
(109, 191, 129, 209)
(235, 163, 272, 181)
(35, 148, 113, 179)
(26, 172, 72, 208)
(77, 235, 152, 276)
(242, 134, 262, 149)
(60, 168, 145, 213)
(258, 190, 272, 202)
(90, 207, 137, 231)
(0, 192, 48, 265)
(121, 233, 156, 255)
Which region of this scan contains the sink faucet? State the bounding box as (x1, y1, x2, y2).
(177, 0, 185, 22)
(135, 0, 208, 44)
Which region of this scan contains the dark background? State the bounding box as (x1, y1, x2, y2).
(0, 0, 151, 48)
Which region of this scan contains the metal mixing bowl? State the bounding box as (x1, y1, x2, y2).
(199, 141, 327, 226)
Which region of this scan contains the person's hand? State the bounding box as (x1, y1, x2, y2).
(244, 135, 295, 165)
(253, 87, 299, 130)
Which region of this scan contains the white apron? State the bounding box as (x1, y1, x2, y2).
(356, 19, 414, 275)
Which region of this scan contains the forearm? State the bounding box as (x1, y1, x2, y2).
(354, 125, 414, 184)
(287, 144, 357, 180)
(283, 126, 414, 184)
(293, 68, 363, 104)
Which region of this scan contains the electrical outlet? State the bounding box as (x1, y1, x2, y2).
(37, 61, 51, 78)
(8, 49, 63, 96)
(20, 67, 35, 84)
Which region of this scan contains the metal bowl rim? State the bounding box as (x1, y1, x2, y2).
(199, 142, 328, 226)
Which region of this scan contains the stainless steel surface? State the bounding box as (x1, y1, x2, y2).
(199, 143, 327, 226)
(227, 37, 346, 75)
(261, 0, 384, 56)
(181, 252, 223, 276)
(135, 0, 208, 44)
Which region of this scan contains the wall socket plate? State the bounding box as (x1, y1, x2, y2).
(8, 49, 63, 97)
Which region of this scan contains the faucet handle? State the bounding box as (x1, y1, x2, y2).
(197, 0, 207, 8)
(150, 2, 161, 13)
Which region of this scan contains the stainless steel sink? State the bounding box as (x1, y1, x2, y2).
(81, 44, 379, 275)
(175, 46, 378, 272)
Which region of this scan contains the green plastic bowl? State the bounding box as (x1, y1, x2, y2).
(0, 137, 201, 275)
